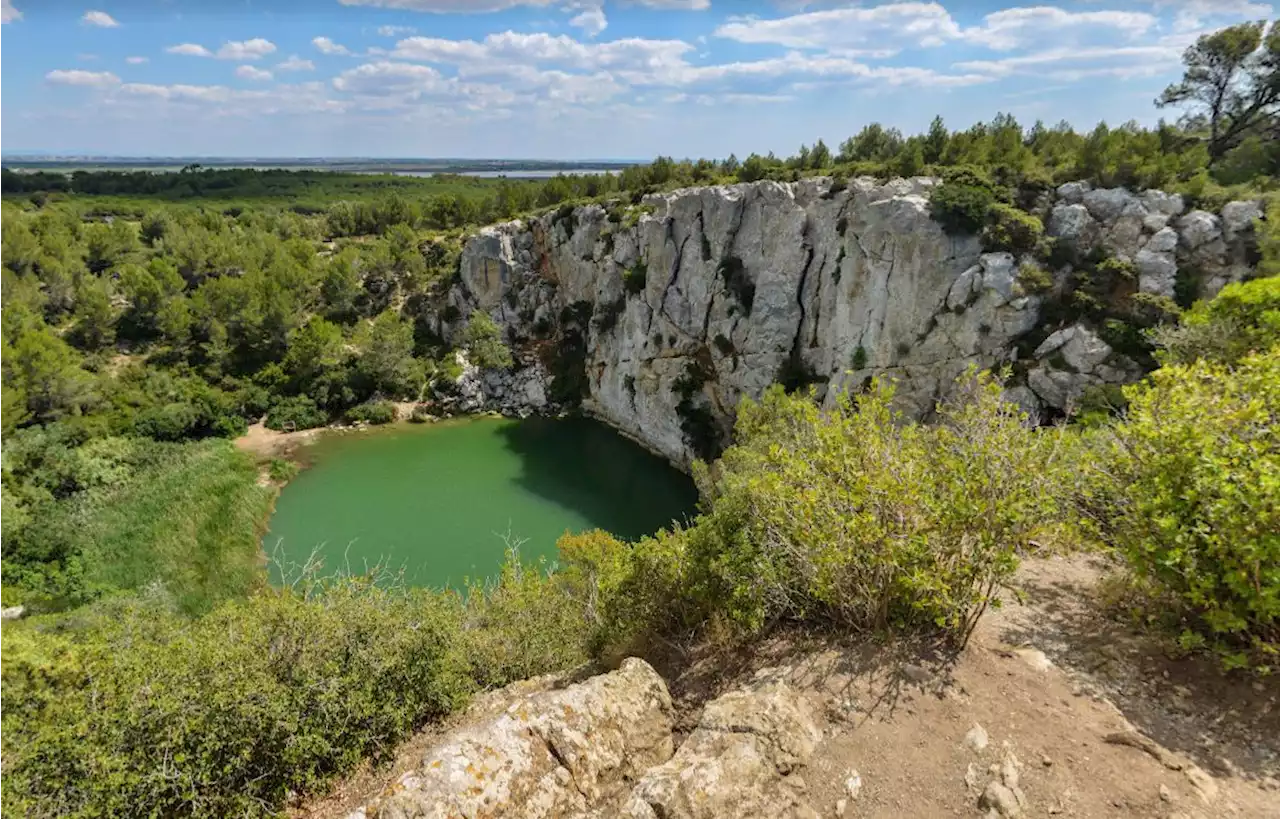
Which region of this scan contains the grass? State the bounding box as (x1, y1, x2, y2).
(37, 440, 274, 614)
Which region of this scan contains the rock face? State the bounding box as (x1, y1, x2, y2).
(360, 658, 675, 819)
(442, 177, 1265, 466)
(351, 661, 828, 819)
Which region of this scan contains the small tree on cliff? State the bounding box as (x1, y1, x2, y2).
(1156, 21, 1280, 163)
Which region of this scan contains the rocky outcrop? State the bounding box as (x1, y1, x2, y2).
(349, 661, 831, 819)
(619, 680, 824, 819)
(355, 658, 675, 819)
(441, 177, 1265, 466)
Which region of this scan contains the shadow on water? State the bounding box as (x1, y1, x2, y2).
(492, 416, 699, 542)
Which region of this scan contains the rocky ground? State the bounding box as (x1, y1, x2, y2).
(295, 553, 1279, 819)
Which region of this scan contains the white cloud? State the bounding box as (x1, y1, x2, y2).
(569, 7, 607, 38)
(166, 39, 276, 60)
(236, 65, 274, 82)
(1, 0, 20, 24)
(963, 7, 1156, 51)
(166, 43, 213, 57)
(82, 10, 119, 27)
(46, 69, 121, 88)
(377, 25, 417, 36)
(956, 45, 1182, 81)
(392, 31, 694, 73)
(715, 3, 961, 53)
(717, 3, 1164, 54)
(217, 39, 277, 60)
(277, 55, 316, 72)
(1152, 0, 1274, 35)
(313, 36, 353, 56)
(126, 56, 148, 64)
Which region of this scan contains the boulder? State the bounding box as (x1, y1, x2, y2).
(1047, 203, 1100, 256)
(1221, 200, 1262, 240)
(366, 659, 675, 819)
(1177, 210, 1223, 250)
(1082, 187, 1136, 223)
(1055, 181, 1090, 204)
(620, 681, 824, 819)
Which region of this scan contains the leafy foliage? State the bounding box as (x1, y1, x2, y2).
(1153, 275, 1280, 365)
(1081, 350, 1279, 671)
(460, 311, 514, 370)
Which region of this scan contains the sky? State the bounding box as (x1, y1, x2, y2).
(0, 0, 1274, 159)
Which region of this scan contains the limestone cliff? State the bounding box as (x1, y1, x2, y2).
(438, 177, 1265, 467)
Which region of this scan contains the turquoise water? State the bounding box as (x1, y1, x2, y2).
(265, 416, 697, 589)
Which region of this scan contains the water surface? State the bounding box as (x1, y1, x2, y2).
(266, 416, 696, 588)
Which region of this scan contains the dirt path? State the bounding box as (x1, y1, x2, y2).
(295, 553, 1280, 819)
(234, 421, 324, 460)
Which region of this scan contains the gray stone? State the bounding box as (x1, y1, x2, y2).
(1083, 187, 1137, 223)
(1047, 203, 1100, 255)
(1221, 200, 1262, 239)
(1055, 181, 1090, 203)
(367, 659, 674, 819)
(621, 680, 823, 819)
(1141, 189, 1184, 217)
(1177, 210, 1223, 250)
(965, 723, 991, 753)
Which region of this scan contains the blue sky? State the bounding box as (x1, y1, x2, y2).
(1, 0, 1274, 158)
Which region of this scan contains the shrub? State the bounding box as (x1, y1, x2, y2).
(623, 261, 647, 296)
(1081, 350, 1279, 671)
(265, 395, 328, 431)
(565, 371, 1070, 657)
(268, 457, 299, 483)
(850, 345, 868, 370)
(345, 398, 398, 425)
(408, 403, 435, 423)
(463, 547, 592, 689)
(1016, 260, 1054, 294)
(1152, 275, 1280, 365)
(459, 312, 513, 370)
(1, 581, 474, 819)
(931, 179, 996, 235)
(983, 203, 1044, 255)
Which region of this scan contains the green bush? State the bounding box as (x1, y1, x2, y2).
(1016, 260, 1054, 294)
(268, 457, 299, 483)
(565, 372, 1071, 654)
(460, 312, 513, 370)
(931, 179, 996, 234)
(265, 395, 328, 431)
(1082, 349, 1279, 671)
(463, 547, 592, 689)
(345, 398, 398, 425)
(623, 261, 647, 295)
(1153, 275, 1280, 365)
(983, 203, 1044, 255)
(1, 580, 474, 819)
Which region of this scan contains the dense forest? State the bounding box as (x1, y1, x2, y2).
(1, 20, 1277, 819)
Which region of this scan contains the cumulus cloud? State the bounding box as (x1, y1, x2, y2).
(2, 0, 21, 23)
(166, 39, 276, 60)
(217, 38, 277, 60)
(716, 3, 1162, 55)
(46, 69, 121, 88)
(277, 55, 316, 72)
(166, 43, 212, 57)
(313, 36, 353, 56)
(82, 10, 119, 27)
(569, 7, 607, 38)
(963, 7, 1156, 51)
(126, 56, 148, 64)
(236, 65, 274, 81)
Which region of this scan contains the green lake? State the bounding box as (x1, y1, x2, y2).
(266, 416, 698, 588)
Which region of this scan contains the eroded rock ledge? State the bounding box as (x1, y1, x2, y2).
(434, 177, 1265, 467)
